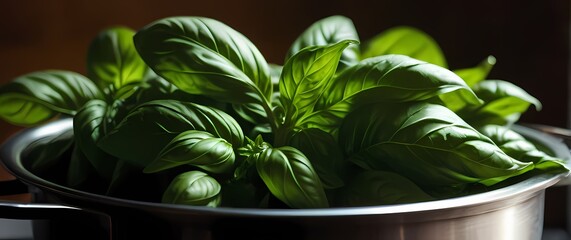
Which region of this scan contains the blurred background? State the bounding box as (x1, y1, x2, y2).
(0, 0, 568, 138)
(1, 0, 569, 131)
(0, 0, 569, 238)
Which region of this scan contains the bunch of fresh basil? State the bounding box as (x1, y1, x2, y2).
(0, 15, 567, 209)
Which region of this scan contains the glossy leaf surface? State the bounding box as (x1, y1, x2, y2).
(290, 128, 346, 189)
(478, 125, 568, 172)
(286, 15, 360, 70)
(361, 26, 447, 67)
(255, 146, 329, 208)
(145, 130, 235, 174)
(453, 56, 496, 87)
(73, 99, 120, 180)
(457, 80, 542, 127)
(340, 102, 533, 187)
(87, 27, 147, 96)
(162, 170, 221, 207)
(0, 71, 102, 126)
(280, 40, 356, 128)
(304, 55, 481, 132)
(134, 16, 272, 105)
(99, 100, 244, 167)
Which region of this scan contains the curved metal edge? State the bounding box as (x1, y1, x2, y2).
(0, 119, 569, 219)
(515, 123, 571, 186)
(0, 119, 112, 233)
(0, 200, 80, 219)
(0, 118, 74, 179)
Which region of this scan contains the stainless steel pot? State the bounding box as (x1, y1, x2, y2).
(0, 118, 569, 240)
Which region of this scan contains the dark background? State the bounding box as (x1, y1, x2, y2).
(0, 0, 569, 234)
(0, 0, 568, 139)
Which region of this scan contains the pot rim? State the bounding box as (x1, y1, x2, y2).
(1, 118, 569, 218)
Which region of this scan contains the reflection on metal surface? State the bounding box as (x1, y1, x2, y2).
(0, 119, 569, 240)
(0, 219, 32, 239)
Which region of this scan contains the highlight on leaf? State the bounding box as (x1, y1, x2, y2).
(0, 15, 567, 210)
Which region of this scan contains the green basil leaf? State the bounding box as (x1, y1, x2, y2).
(339, 102, 534, 187)
(145, 130, 235, 174)
(303, 55, 481, 132)
(440, 56, 496, 111)
(0, 70, 103, 126)
(127, 73, 227, 110)
(99, 100, 244, 167)
(335, 170, 433, 206)
(127, 74, 179, 102)
(106, 160, 137, 195)
(67, 144, 94, 187)
(232, 103, 267, 126)
(220, 180, 264, 208)
(162, 170, 221, 207)
(457, 80, 542, 127)
(238, 135, 271, 163)
(286, 15, 360, 71)
(73, 99, 120, 180)
(231, 64, 282, 127)
(269, 63, 282, 91)
(235, 136, 266, 181)
(478, 125, 568, 172)
(255, 146, 329, 208)
(23, 122, 74, 171)
(453, 56, 496, 87)
(361, 26, 447, 67)
(290, 128, 346, 189)
(280, 40, 357, 128)
(87, 27, 147, 98)
(134, 16, 273, 105)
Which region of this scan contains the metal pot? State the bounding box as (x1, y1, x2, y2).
(0, 118, 569, 240)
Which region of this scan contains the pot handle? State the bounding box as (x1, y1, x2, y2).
(0, 179, 112, 240)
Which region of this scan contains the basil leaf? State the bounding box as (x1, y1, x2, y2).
(457, 80, 542, 127)
(73, 99, 119, 180)
(221, 180, 264, 208)
(339, 102, 534, 187)
(232, 103, 267, 126)
(440, 56, 497, 111)
(127, 74, 179, 102)
(232, 63, 280, 125)
(67, 144, 94, 187)
(478, 125, 568, 172)
(127, 73, 227, 110)
(99, 100, 244, 167)
(286, 15, 360, 71)
(87, 27, 147, 98)
(361, 26, 447, 67)
(134, 16, 273, 105)
(144, 130, 235, 174)
(255, 146, 329, 208)
(23, 123, 74, 171)
(162, 170, 221, 207)
(0, 70, 103, 126)
(453, 56, 496, 87)
(280, 40, 357, 130)
(269, 63, 282, 91)
(106, 160, 137, 195)
(303, 55, 481, 132)
(335, 170, 433, 206)
(290, 128, 346, 189)
(237, 135, 271, 166)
